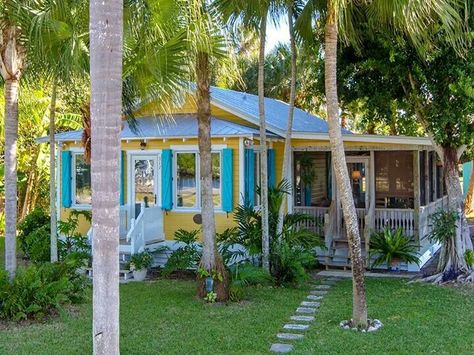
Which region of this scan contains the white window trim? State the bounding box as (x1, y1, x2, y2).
(172, 149, 224, 213)
(71, 150, 92, 210)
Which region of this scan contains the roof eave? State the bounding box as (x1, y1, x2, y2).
(292, 132, 433, 146)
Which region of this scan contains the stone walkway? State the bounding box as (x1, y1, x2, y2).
(270, 276, 343, 353)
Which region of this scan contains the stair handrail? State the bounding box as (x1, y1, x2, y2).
(126, 202, 146, 254)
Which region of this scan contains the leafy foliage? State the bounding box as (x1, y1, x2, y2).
(428, 209, 458, 245)
(162, 229, 201, 276)
(57, 210, 91, 266)
(228, 263, 272, 301)
(369, 228, 420, 268)
(130, 250, 153, 271)
(0, 262, 89, 321)
(18, 208, 51, 263)
(464, 249, 474, 268)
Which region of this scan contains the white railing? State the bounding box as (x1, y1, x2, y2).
(293, 206, 329, 236)
(126, 203, 164, 254)
(419, 196, 449, 240)
(374, 208, 416, 237)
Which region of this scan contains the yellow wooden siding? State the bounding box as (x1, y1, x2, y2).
(59, 137, 241, 240)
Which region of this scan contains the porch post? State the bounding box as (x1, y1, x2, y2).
(333, 153, 341, 238)
(432, 151, 438, 200)
(366, 151, 376, 264)
(413, 150, 421, 244)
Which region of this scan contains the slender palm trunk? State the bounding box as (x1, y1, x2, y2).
(277, 7, 297, 235)
(464, 163, 474, 215)
(258, 13, 270, 271)
(4, 78, 19, 278)
(90, 0, 123, 353)
(49, 82, 58, 262)
(197, 51, 216, 270)
(324, 6, 368, 328)
(438, 147, 473, 275)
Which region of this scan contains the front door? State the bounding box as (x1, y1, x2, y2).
(346, 157, 369, 209)
(131, 154, 159, 218)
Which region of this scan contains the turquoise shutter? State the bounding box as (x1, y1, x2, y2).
(244, 148, 255, 207)
(161, 149, 173, 210)
(222, 148, 233, 212)
(61, 151, 72, 208)
(267, 148, 276, 188)
(120, 151, 125, 205)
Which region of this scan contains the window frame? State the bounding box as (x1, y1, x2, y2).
(172, 149, 223, 212)
(71, 151, 92, 210)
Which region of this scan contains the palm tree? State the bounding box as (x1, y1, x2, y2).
(26, 0, 89, 262)
(89, 0, 122, 352)
(0, 2, 27, 278)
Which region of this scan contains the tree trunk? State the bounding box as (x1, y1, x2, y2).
(90, 0, 122, 353)
(438, 147, 473, 276)
(49, 82, 58, 262)
(464, 161, 474, 215)
(1, 25, 25, 278)
(195, 51, 229, 301)
(20, 150, 39, 220)
(277, 7, 297, 236)
(3, 78, 19, 278)
(258, 13, 270, 271)
(324, 6, 368, 328)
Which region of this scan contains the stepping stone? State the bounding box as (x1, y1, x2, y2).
(310, 290, 328, 296)
(313, 284, 331, 290)
(321, 280, 338, 286)
(301, 301, 320, 307)
(307, 295, 323, 300)
(296, 307, 317, 314)
(290, 315, 314, 322)
(283, 323, 310, 331)
(277, 333, 305, 340)
(270, 343, 294, 353)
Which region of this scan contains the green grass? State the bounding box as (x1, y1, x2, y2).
(0, 277, 473, 354)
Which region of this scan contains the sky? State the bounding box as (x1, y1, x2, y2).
(266, 18, 290, 53)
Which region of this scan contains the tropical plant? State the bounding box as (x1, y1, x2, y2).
(465, 249, 474, 268)
(57, 210, 91, 266)
(89, 0, 122, 351)
(162, 229, 202, 276)
(369, 228, 420, 269)
(271, 241, 316, 286)
(130, 250, 153, 271)
(228, 263, 272, 301)
(18, 207, 50, 257)
(0, 261, 89, 321)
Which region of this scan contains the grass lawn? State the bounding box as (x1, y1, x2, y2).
(0, 277, 473, 354)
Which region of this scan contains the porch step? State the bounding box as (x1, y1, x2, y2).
(84, 267, 133, 281)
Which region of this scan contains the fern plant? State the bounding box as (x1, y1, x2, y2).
(369, 228, 420, 269)
(162, 229, 201, 276)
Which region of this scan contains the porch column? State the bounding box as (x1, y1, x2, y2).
(413, 150, 421, 244)
(424, 150, 430, 205)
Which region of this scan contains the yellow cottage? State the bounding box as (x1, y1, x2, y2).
(41, 86, 446, 271)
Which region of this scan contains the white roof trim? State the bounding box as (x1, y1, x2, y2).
(292, 132, 433, 146)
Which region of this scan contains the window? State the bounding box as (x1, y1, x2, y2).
(73, 153, 91, 206)
(175, 151, 222, 209)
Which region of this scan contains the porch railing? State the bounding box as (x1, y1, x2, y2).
(374, 208, 415, 237)
(293, 206, 329, 236)
(419, 196, 449, 241)
(126, 203, 164, 254)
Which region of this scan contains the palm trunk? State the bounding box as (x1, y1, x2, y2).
(90, 0, 123, 353)
(438, 147, 473, 275)
(277, 7, 297, 235)
(196, 51, 229, 301)
(49, 82, 58, 262)
(464, 162, 474, 215)
(4, 78, 19, 278)
(324, 6, 368, 328)
(258, 13, 270, 271)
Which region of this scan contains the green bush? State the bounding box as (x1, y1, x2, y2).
(369, 228, 420, 268)
(0, 262, 89, 321)
(162, 229, 201, 276)
(18, 208, 50, 261)
(270, 241, 316, 286)
(428, 209, 458, 244)
(58, 210, 92, 266)
(228, 263, 272, 301)
(130, 250, 153, 271)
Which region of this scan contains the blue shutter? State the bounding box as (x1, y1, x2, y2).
(161, 149, 173, 210)
(267, 148, 276, 188)
(61, 151, 72, 208)
(222, 149, 233, 212)
(120, 151, 125, 205)
(244, 148, 255, 207)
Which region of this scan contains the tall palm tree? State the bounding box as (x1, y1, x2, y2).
(26, 0, 89, 262)
(0, 2, 27, 278)
(89, 0, 122, 352)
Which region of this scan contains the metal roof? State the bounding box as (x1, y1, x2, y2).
(209, 86, 352, 135)
(36, 115, 269, 143)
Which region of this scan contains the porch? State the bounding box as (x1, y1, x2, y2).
(292, 148, 446, 271)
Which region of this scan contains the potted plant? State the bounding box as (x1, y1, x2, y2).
(130, 250, 153, 281)
(369, 228, 420, 271)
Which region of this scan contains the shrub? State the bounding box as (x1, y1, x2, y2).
(428, 209, 458, 245)
(270, 241, 316, 286)
(58, 210, 92, 266)
(130, 250, 153, 271)
(369, 228, 420, 268)
(18, 208, 50, 260)
(465, 249, 474, 268)
(0, 262, 89, 321)
(228, 263, 272, 301)
(162, 229, 201, 276)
